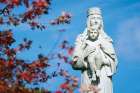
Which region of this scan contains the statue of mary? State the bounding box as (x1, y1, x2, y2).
(72, 7, 118, 93)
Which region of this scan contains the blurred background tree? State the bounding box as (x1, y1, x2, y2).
(0, 0, 78, 93)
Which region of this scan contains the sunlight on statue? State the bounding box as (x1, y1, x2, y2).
(72, 7, 118, 93)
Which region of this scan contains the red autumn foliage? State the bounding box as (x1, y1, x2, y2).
(11, 0, 20, 6)
(8, 16, 20, 26)
(0, 17, 3, 24)
(0, 0, 79, 93)
(55, 90, 63, 93)
(0, 0, 51, 31)
(68, 46, 74, 55)
(29, 21, 46, 30)
(50, 11, 72, 25)
(0, 29, 15, 46)
(33, 0, 49, 8)
(60, 80, 70, 89)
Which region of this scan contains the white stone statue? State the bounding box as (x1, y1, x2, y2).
(72, 7, 118, 93)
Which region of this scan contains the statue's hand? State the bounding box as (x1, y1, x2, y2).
(72, 56, 88, 69)
(72, 56, 79, 64)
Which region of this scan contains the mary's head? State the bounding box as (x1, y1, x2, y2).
(86, 7, 112, 42)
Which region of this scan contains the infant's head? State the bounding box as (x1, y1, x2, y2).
(87, 27, 99, 41)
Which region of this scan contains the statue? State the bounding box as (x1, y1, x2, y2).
(72, 7, 118, 93)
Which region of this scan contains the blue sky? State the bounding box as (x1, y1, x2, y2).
(2, 0, 140, 92)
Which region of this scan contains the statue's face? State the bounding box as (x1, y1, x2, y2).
(88, 14, 102, 28)
(88, 27, 99, 40)
(87, 14, 101, 40)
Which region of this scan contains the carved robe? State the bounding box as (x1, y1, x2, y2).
(72, 29, 118, 93)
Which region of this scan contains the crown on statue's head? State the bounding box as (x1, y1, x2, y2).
(88, 7, 101, 16)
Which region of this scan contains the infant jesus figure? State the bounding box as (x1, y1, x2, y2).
(82, 26, 109, 84)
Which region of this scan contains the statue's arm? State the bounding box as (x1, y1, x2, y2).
(100, 40, 118, 74)
(72, 33, 87, 58)
(100, 40, 118, 63)
(71, 56, 87, 70)
(71, 34, 87, 70)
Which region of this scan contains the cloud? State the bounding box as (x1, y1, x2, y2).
(116, 17, 140, 62)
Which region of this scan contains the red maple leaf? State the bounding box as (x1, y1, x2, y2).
(60, 81, 69, 89)
(33, 0, 49, 8)
(55, 90, 63, 93)
(7, 59, 14, 67)
(68, 46, 74, 55)
(0, 17, 3, 24)
(11, 0, 20, 6)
